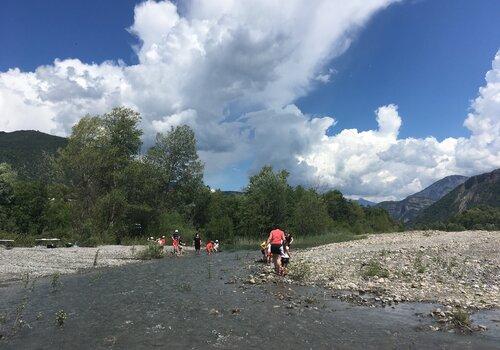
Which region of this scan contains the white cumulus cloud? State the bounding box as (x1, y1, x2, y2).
(0, 0, 498, 200)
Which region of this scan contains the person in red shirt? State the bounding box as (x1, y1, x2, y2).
(267, 228, 286, 275)
(206, 240, 214, 255)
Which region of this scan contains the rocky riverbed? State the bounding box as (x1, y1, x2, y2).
(0, 245, 190, 283)
(294, 230, 499, 310)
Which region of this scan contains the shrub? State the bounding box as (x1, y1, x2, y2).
(156, 211, 194, 238)
(137, 242, 164, 260)
(289, 259, 312, 281)
(414, 253, 426, 273)
(51, 272, 61, 292)
(361, 259, 389, 278)
(177, 283, 192, 292)
(55, 310, 67, 328)
(451, 308, 471, 329)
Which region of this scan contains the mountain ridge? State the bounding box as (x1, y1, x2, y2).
(411, 168, 500, 226)
(376, 175, 469, 223)
(0, 130, 67, 179)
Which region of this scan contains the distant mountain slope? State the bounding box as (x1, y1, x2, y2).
(377, 175, 468, 223)
(411, 169, 500, 225)
(0, 130, 67, 179)
(221, 190, 243, 196)
(354, 198, 377, 207)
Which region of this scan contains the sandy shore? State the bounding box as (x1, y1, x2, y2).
(0, 245, 193, 283)
(295, 230, 499, 309)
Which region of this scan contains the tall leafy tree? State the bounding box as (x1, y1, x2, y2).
(56, 107, 142, 240)
(0, 163, 18, 232)
(289, 188, 333, 236)
(241, 166, 290, 237)
(10, 181, 48, 235)
(146, 125, 204, 211)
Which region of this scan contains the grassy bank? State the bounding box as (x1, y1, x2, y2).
(1, 231, 367, 251)
(225, 231, 367, 252)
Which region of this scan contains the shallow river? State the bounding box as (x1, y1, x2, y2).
(0, 251, 498, 349)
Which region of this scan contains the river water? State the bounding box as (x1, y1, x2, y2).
(0, 251, 498, 349)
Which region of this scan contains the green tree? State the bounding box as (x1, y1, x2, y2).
(0, 163, 18, 232)
(56, 107, 143, 240)
(10, 181, 48, 235)
(0, 163, 17, 205)
(145, 125, 204, 211)
(241, 166, 290, 237)
(289, 189, 333, 236)
(364, 206, 400, 233)
(322, 190, 365, 227)
(203, 191, 241, 241)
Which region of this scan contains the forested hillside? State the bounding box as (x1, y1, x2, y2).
(0, 130, 67, 179)
(411, 169, 500, 230)
(377, 175, 468, 223)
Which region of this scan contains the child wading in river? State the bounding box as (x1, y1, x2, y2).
(280, 242, 290, 275)
(206, 240, 214, 255)
(172, 236, 181, 255)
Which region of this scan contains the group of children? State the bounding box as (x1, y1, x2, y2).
(261, 229, 293, 275)
(197, 232, 219, 255)
(151, 230, 219, 256)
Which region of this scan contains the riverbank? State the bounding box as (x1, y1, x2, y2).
(0, 245, 192, 283)
(2, 230, 498, 311)
(293, 230, 499, 310)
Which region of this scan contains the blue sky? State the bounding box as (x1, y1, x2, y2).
(0, 0, 500, 199)
(297, 0, 500, 140)
(2, 0, 498, 140)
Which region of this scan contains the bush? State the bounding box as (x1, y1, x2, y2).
(137, 242, 164, 260)
(451, 308, 471, 329)
(156, 211, 194, 238)
(0, 231, 36, 247)
(288, 259, 312, 281)
(414, 253, 426, 273)
(361, 259, 389, 278)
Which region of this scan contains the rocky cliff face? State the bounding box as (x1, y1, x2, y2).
(377, 175, 468, 223)
(412, 169, 500, 225)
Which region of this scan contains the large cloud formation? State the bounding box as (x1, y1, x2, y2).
(0, 0, 498, 201)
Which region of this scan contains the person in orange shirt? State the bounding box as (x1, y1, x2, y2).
(172, 237, 181, 255)
(267, 228, 286, 275)
(206, 240, 214, 255)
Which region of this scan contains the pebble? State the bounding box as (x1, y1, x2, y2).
(292, 230, 499, 310)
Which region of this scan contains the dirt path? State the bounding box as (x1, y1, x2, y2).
(296, 230, 500, 309)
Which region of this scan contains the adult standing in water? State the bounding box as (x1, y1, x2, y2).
(193, 232, 202, 255)
(267, 228, 286, 275)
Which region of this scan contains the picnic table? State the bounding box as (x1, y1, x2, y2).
(35, 238, 61, 248)
(0, 239, 15, 249)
